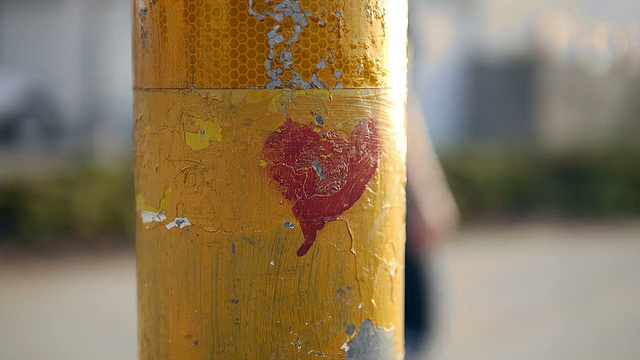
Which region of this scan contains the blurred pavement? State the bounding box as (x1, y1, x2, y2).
(431, 221, 640, 360)
(1, 222, 640, 360)
(0, 251, 136, 360)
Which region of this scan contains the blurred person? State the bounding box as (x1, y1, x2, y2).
(405, 89, 458, 357)
(404, 0, 459, 357)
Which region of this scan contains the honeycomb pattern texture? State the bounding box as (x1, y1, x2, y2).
(133, 0, 391, 90)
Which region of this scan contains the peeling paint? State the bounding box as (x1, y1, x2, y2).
(134, 0, 407, 357)
(250, 0, 314, 89)
(139, 7, 148, 20)
(134, 88, 406, 358)
(340, 341, 351, 352)
(290, 336, 303, 351)
(316, 59, 327, 70)
(165, 217, 191, 230)
(184, 117, 222, 150)
(140, 210, 167, 224)
(246, 0, 349, 90)
(135, 0, 398, 89)
(310, 162, 328, 180)
(310, 74, 325, 89)
(136, 187, 173, 224)
(345, 320, 396, 360)
(345, 324, 356, 335)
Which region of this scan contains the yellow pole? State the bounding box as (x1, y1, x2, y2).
(133, 1, 407, 358)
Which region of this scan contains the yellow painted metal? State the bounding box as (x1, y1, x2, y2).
(133, 0, 391, 89)
(134, 1, 407, 358)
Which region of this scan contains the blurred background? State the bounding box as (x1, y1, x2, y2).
(0, 0, 639, 359)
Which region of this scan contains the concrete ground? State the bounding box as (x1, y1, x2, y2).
(0, 252, 137, 360)
(429, 221, 640, 360)
(1, 221, 639, 360)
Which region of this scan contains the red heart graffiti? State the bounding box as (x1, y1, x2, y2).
(263, 117, 381, 256)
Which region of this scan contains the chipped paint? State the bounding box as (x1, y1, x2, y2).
(134, 0, 407, 358)
(250, 0, 314, 89)
(136, 187, 173, 224)
(134, 0, 395, 89)
(346, 324, 356, 335)
(140, 210, 167, 224)
(184, 117, 222, 150)
(245, 0, 372, 90)
(310, 162, 328, 180)
(291, 336, 303, 351)
(135, 89, 406, 358)
(165, 217, 191, 230)
(346, 320, 396, 359)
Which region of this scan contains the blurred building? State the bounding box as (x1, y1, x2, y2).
(0, 0, 638, 156)
(412, 0, 640, 151)
(0, 0, 132, 157)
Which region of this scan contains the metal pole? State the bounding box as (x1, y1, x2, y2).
(133, 1, 407, 358)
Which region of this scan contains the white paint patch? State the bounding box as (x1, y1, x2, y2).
(165, 217, 191, 230)
(140, 210, 167, 224)
(340, 341, 351, 352)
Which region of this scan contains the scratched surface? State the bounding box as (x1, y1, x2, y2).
(134, 89, 406, 359)
(133, 0, 407, 358)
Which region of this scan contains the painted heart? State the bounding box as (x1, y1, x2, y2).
(263, 117, 381, 256)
